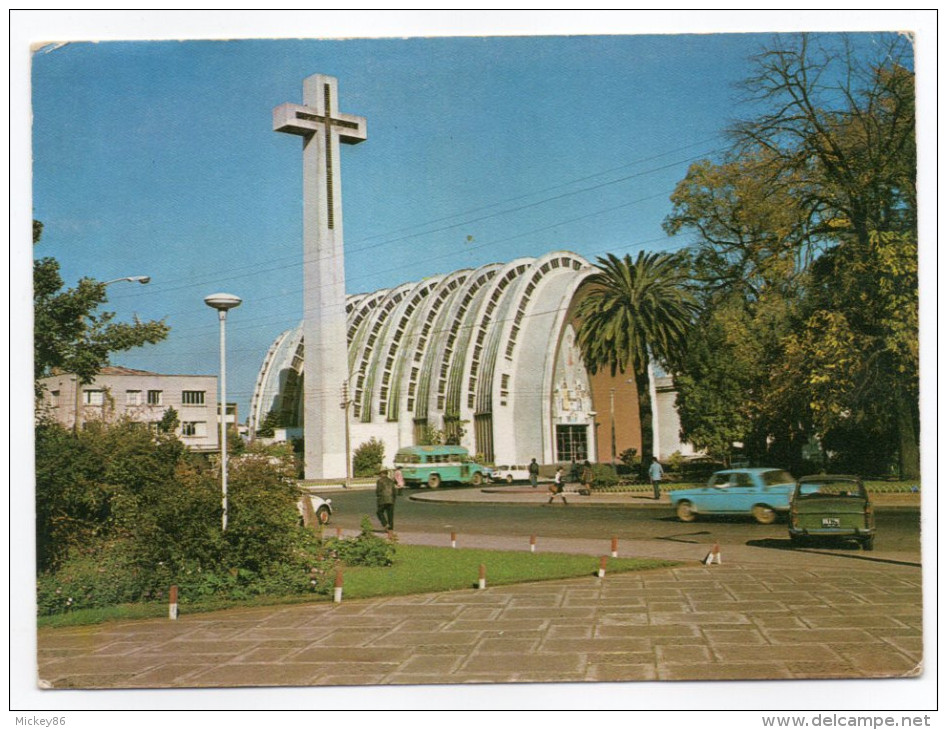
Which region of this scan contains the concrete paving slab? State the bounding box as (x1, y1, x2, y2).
(35, 510, 923, 690)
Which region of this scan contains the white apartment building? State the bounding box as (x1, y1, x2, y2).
(38, 366, 219, 452)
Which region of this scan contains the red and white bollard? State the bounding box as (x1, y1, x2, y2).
(168, 585, 178, 620)
(598, 556, 607, 579)
(611, 536, 619, 558)
(529, 535, 536, 553)
(451, 531, 457, 549)
(703, 543, 722, 565)
(478, 563, 487, 590)
(334, 570, 344, 603)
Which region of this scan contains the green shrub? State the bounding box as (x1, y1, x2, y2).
(352, 438, 385, 477)
(323, 516, 396, 567)
(590, 463, 620, 490)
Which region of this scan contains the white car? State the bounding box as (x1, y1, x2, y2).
(491, 464, 533, 484)
(296, 494, 333, 525)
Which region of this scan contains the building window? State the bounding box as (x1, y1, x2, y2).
(126, 390, 142, 406)
(181, 421, 207, 437)
(147, 390, 163, 405)
(49, 390, 60, 407)
(182, 390, 205, 405)
(83, 390, 104, 406)
(556, 424, 589, 462)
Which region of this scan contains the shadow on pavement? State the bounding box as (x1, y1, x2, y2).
(746, 538, 921, 568)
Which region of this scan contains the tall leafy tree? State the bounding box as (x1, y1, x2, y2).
(664, 33, 918, 477)
(33, 220, 170, 392)
(575, 251, 698, 468)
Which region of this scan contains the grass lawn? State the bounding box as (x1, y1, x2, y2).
(37, 543, 677, 629)
(342, 544, 675, 599)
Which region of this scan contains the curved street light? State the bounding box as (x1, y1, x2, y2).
(74, 274, 152, 433)
(103, 275, 151, 286)
(204, 293, 242, 531)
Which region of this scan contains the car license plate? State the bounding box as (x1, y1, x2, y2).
(822, 518, 841, 528)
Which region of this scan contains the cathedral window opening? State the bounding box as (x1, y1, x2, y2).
(556, 425, 589, 463)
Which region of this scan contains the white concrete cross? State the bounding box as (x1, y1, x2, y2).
(274, 74, 366, 479)
(274, 75, 367, 228)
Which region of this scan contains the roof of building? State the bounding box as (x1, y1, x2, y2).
(98, 366, 162, 376)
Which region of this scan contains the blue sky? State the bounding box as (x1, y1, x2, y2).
(26, 19, 921, 422)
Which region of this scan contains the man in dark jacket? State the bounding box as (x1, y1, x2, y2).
(376, 469, 399, 530)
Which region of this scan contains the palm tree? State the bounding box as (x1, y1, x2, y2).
(576, 251, 697, 473)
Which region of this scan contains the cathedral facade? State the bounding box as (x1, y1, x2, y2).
(249, 250, 690, 471)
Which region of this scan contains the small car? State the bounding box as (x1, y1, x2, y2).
(789, 475, 875, 550)
(491, 464, 532, 484)
(669, 468, 799, 524)
(296, 494, 333, 525)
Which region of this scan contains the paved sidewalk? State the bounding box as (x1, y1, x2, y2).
(37, 531, 922, 690)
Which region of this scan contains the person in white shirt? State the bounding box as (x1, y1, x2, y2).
(548, 467, 568, 505)
(649, 457, 665, 500)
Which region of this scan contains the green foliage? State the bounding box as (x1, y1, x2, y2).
(618, 447, 639, 469)
(589, 463, 620, 490)
(352, 437, 385, 477)
(33, 221, 169, 390)
(663, 34, 918, 477)
(254, 409, 282, 438)
(417, 425, 444, 446)
(666, 451, 685, 474)
(322, 516, 396, 568)
(34, 418, 334, 615)
(158, 407, 179, 433)
(576, 251, 697, 465)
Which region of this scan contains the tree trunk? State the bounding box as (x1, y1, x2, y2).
(635, 364, 653, 479)
(895, 384, 920, 480)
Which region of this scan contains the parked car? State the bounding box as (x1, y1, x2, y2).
(394, 445, 493, 488)
(491, 464, 532, 484)
(669, 468, 800, 524)
(789, 475, 875, 550)
(296, 494, 333, 525)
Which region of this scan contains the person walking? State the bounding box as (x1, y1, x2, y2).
(580, 460, 594, 495)
(393, 466, 405, 489)
(649, 456, 665, 500)
(548, 466, 568, 505)
(375, 468, 399, 530)
(528, 458, 540, 488)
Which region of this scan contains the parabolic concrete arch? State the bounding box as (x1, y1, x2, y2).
(250, 251, 688, 470)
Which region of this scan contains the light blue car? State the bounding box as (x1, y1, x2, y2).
(669, 468, 799, 524)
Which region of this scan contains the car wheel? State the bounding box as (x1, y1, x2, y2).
(316, 505, 330, 525)
(752, 505, 777, 525)
(676, 501, 696, 523)
(506, 474, 513, 484)
(428, 474, 441, 489)
(471, 472, 483, 486)
(862, 536, 875, 551)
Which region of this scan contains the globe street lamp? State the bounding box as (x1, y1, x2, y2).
(204, 293, 242, 531)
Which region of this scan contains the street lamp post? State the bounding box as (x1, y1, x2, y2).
(204, 293, 242, 531)
(74, 275, 152, 432)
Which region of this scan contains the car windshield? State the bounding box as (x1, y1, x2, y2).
(797, 480, 864, 498)
(761, 470, 794, 486)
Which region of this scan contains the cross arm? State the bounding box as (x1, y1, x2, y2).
(273, 103, 367, 144)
